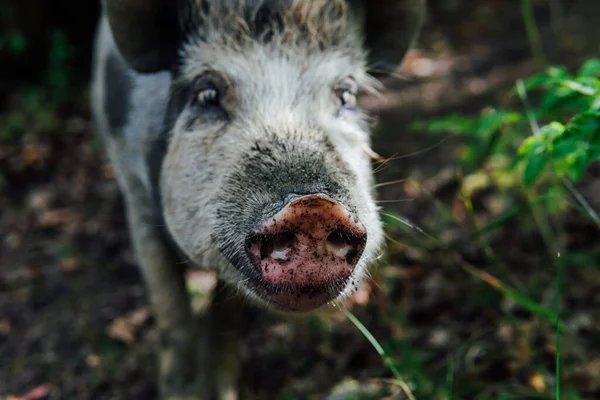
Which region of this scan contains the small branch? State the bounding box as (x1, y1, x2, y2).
(520, 0, 547, 69)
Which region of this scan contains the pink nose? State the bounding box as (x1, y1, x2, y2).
(246, 194, 366, 311)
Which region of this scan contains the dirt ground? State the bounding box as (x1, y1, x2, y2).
(1, 1, 600, 399)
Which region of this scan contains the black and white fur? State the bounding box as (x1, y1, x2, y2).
(91, 1, 425, 399)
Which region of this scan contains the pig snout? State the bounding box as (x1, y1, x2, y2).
(246, 194, 367, 312)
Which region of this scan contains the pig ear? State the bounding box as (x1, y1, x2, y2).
(359, 0, 426, 75)
(103, 0, 182, 73)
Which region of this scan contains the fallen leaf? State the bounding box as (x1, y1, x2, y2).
(585, 358, 600, 378)
(60, 257, 79, 272)
(3, 384, 51, 400)
(107, 306, 152, 345)
(128, 307, 152, 326)
(28, 190, 52, 211)
(86, 353, 101, 368)
(0, 319, 11, 335)
(529, 372, 545, 393)
(20, 144, 44, 168)
(186, 270, 217, 294)
(39, 208, 76, 228)
(186, 271, 217, 314)
(23, 385, 50, 400)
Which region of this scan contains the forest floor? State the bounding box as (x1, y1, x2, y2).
(1, 1, 600, 399)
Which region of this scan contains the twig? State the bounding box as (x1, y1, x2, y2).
(520, 0, 547, 69)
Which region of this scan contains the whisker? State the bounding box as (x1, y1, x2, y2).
(384, 232, 407, 247)
(393, 137, 450, 160)
(376, 198, 415, 204)
(373, 152, 399, 174)
(380, 212, 440, 243)
(367, 66, 414, 82)
(375, 136, 450, 165)
(373, 177, 411, 189)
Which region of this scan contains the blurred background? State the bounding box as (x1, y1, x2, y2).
(1, 1, 599, 399)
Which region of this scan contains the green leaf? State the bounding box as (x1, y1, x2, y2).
(518, 124, 564, 186)
(473, 110, 523, 138)
(565, 154, 589, 182)
(523, 151, 548, 186)
(560, 79, 597, 96)
(566, 109, 600, 139)
(8, 32, 27, 54)
(551, 137, 579, 159)
(522, 72, 552, 90)
(410, 114, 475, 135)
(519, 122, 564, 156)
(578, 58, 600, 77)
(541, 121, 567, 138)
(547, 65, 570, 80)
(518, 136, 538, 157)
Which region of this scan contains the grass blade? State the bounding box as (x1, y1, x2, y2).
(460, 262, 568, 334)
(342, 307, 417, 400)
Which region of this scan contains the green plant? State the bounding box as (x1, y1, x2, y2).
(0, 30, 74, 141)
(411, 58, 600, 207)
(0, 31, 27, 54)
(518, 61, 600, 186)
(397, 58, 600, 400)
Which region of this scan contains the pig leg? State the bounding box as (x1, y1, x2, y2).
(123, 189, 208, 400)
(207, 281, 244, 400)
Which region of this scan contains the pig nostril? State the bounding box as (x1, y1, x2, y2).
(259, 230, 295, 262)
(326, 230, 352, 257)
(326, 229, 364, 264)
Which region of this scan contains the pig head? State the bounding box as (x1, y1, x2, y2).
(100, 0, 424, 312)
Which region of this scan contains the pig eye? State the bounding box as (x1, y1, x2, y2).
(196, 87, 220, 107)
(191, 72, 228, 116)
(340, 90, 357, 107)
(335, 78, 358, 110)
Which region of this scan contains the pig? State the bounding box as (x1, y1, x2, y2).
(91, 0, 425, 399)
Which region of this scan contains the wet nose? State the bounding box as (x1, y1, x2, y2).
(246, 194, 367, 288)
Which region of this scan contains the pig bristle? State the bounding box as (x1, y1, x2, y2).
(181, 0, 363, 60)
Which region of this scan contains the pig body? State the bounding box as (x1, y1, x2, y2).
(91, 1, 425, 398)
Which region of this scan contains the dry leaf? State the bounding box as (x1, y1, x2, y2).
(186, 270, 217, 314)
(20, 144, 44, 168)
(0, 319, 11, 335)
(107, 306, 152, 345)
(39, 209, 76, 228)
(529, 372, 545, 393)
(86, 353, 101, 368)
(60, 257, 79, 272)
(186, 270, 217, 294)
(3, 384, 51, 400)
(28, 190, 52, 211)
(22, 385, 50, 400)
(60, 257, 80, 272)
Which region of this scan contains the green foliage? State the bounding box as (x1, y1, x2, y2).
(400, 59, 600, 399)
(412, 58, 600, 189)
(0, 31, 27, 54)
(46, 30, 73, 104)
(0, 30, 74, 141)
